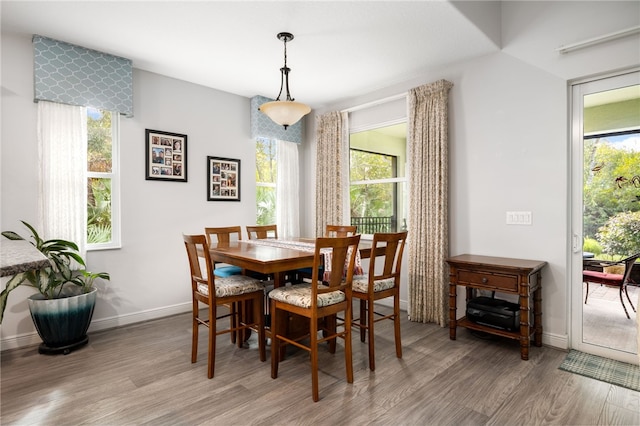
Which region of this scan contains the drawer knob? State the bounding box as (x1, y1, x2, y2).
(481, 277, 488, 283)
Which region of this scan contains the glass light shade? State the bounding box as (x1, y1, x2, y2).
(259, 100, 311, 128)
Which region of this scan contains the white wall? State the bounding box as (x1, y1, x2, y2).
(304, 52, 568, 346)
(301, 2, 639, 348)
(1, 32, 258, 348)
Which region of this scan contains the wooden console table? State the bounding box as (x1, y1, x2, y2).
(447, 254, 547, 360)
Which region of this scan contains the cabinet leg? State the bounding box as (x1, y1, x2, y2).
(449, 280, 457, 340)
(534, 286, 543, 347)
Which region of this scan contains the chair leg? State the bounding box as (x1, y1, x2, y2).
(191, 303, 199, 364)
(367, 299, 376, 371)
(208, 304, 216, 379)
(394, 294, 402, 359)
(310, 314, 319, 402)
(618, 287, 632, 319)
(326, 315, 337, 354)
(584, 281, 589, 304)
(230, 302, 237, 344)
(623, 284, 636, 313)
(254, 294, 266, 362)
(344, 305, 354, 385)
(359, 299, 366, 343)
(270, 300, 280, 379)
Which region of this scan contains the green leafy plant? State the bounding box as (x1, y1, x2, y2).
(582, 237, 603, 256)
(597, 211, 640, 256)
(0, 221, 110, 323)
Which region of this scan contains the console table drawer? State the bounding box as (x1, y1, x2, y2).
(457, 270, 518, 292)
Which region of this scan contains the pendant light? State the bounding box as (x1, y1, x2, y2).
(259, 32, 311, 130)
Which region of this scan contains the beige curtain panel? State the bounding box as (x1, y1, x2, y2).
(315, 111, 348, 237)
(407, 79, 453, 325)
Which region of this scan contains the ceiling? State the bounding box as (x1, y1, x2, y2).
(1, 1, 500, 109)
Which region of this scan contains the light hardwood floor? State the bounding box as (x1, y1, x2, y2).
(2, 305, 639, 425)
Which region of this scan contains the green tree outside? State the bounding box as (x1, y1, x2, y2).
(349, 149, 395, 218)
(256, 138, 276, 225)
(87, 108, 113, 244)
(583, 136, 640, 257)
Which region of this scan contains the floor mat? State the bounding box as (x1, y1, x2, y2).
(559, 350, 640, 392)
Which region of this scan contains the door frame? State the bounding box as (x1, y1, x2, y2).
(569, 68, 639, 364)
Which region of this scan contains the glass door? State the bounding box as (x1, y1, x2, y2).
(570, 70, 640, 364)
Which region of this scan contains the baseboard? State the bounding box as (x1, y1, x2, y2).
(1, 299, 568, 352)
(542, 331, 568, 350)
(0, 302, 191, 351)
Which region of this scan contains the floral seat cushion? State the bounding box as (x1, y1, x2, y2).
(352, 275, 395, 294)
(269, 283, 345, 308)
(197, 274, 264, 298)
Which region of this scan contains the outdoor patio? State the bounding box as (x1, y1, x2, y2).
(582, 282, 639, 354)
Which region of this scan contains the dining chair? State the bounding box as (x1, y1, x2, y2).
(183, 234, 266, 378)
(269, 234, 361, 402)
(204, 226, 246, 343)
(295, 225, 358, 283)
(246, 224, 278, 240)
(204, 226, 243, 278)
(352, 231, 407, 371)
(583, 252, 639, 319)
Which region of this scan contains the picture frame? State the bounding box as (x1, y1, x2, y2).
(207, 156, 240, 201)
(145, 129, 187, 182)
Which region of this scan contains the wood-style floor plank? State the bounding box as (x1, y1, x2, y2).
(2, 306, 639, 425)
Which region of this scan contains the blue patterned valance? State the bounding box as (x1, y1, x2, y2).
(250, 95, 303, 144)
(33, 35, 133, 117)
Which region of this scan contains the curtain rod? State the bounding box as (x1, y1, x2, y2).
(556, 25, 640, 54)
(341, 92, 407, 113)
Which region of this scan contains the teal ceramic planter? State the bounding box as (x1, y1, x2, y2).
(28, 287, 97, 354)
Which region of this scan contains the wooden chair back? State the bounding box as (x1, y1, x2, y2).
(246, 224, 278, 240)
(325, 224, 357, 237)
(365, 231, 408, 293)
(204, 226, 242, 245)
(183, 234, 215, 299)
(310, 235, 361, 306)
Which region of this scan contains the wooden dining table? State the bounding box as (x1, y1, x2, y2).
(209, 237, 380, 288)
(209, 237, 381, 348)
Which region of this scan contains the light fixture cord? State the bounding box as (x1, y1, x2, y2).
(276, 36, 294, 102)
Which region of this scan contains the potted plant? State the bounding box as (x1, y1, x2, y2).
(1, 221, 110, 354)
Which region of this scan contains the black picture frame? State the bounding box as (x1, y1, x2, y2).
(145, 129, 187, 182)
(207, 156, 240, 201)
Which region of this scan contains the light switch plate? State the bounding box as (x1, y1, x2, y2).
(506, 211, 532, 225)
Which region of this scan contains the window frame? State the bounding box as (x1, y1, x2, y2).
(255, 137, 277, 226)
(86, 110, 121, 251)
(348, 120, 407, 237)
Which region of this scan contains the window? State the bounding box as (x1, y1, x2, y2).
(87, 107, 120, 249)
(349, 123, 407, 234)
(256, 137, 276, 225)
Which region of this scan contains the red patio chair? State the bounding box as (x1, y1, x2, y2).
(583, 253, 639, 319)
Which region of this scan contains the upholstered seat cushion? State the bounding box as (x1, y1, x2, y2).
(352, 275, 395, 293)
(269, 283, 345, 308)
(213, 265, 243, 278)
(197, 274, 264, 298)
(583, 270, 624, 283)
